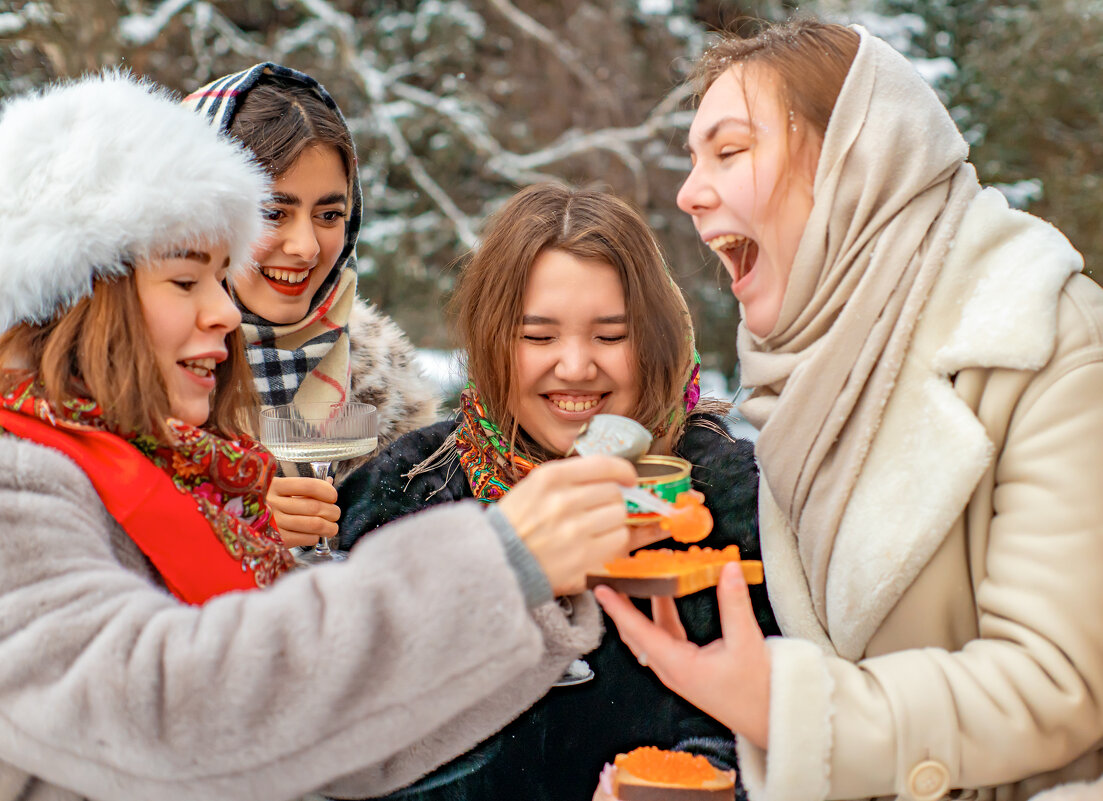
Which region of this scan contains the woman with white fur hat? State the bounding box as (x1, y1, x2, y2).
(0, 71, 647, 801)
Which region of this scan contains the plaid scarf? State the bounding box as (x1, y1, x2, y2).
(0, 377, 294, 602)
(183, 63, 363, 410)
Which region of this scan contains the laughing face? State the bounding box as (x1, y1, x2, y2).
(135, 242, 242, 427)
(512, 248, 639, 456)
(234, 144, 349, 325)
(677, 65, 820, 337)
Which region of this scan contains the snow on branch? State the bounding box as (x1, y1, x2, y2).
(119, 0, 195, 45)
(349, 53, 480, 247)
(490, 83, 695, 173)
(0, 12, 28, 36)
(484, 0, 620, 111)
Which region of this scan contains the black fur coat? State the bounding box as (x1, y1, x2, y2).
(337, 414, 773, 801)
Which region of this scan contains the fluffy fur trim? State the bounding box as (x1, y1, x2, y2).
(333, 297, 440, 483)
(1028, 775, 1103, 801)
(0, 71, 269, 328)
(736, 637, 835, 801)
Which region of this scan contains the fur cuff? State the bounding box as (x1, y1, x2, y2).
(1029, 776, 1103, 801)
(531, 592, 603, 663)
(737, 637, 834, 801)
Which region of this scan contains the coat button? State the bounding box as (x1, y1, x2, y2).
(907, 760, 950, 801)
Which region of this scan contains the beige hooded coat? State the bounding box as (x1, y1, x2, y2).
(737, 188, 1103, 800)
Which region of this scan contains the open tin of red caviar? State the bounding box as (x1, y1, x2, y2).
(627, 455, 692, 524)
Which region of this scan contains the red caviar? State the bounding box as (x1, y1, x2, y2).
(614, 746, 719, 785)
(603, 545, 743, 577)
(660, 489, 713, 543)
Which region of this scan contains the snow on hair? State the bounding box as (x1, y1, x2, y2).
(0, 70, 270, 329)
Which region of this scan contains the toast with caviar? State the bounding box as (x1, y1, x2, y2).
(612, 747, 735, 800)
(586, 545, 763, 598)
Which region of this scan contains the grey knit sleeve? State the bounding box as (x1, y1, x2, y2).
(484, 504, 554, 608)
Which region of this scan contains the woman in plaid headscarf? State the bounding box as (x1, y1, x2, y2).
(184, 64, 439, 547)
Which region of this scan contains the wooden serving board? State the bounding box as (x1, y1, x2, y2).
(586, 560, 763, 598)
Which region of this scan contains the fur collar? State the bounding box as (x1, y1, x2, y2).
(762, 189, 1084, 658)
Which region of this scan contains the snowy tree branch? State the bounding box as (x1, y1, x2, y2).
(483, 0, 620, 110)
(119, 0, 194, 45)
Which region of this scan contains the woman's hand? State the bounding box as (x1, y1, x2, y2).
(594, 562, 772, 748)
(267, 476, 340, 548)
(497, 455, 636, 596)
(591, 763, 620, 801)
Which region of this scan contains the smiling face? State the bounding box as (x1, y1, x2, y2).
(135, 242, 242, 426)
(511, 248, 640, 456)
(234, 144, 349, 325)
(677, 65, 821, 337)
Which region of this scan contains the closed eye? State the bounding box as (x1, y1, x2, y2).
(172, 279, 197, 290)
(597, 334, 627, 343)
(521, 335, 553, 343)
(719, 147, 747, 160)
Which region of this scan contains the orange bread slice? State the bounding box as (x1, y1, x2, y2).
(586, 546, 763, 597)
(612, 747, 735, 800)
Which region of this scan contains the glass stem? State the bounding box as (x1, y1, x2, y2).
(310, 461, 333, 557)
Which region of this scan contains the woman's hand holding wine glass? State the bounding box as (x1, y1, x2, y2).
(266, 476, 340, 548)
(260, 401, 378, 563)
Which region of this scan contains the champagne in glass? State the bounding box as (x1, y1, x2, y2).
(260, 401, 378, 564)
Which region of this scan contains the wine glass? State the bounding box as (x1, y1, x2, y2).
(260, 401, 378, 565)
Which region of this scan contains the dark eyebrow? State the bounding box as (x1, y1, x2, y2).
(522, 314, 627, 325)
(685, 116, 752, 154)
(270, 192, 347, 207)
(270, 192, 300, 206)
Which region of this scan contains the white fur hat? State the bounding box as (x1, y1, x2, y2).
(0, 70, 269, 329)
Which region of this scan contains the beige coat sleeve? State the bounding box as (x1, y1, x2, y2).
(0, 438, 600, 801)
(738, 348, 1103, 800)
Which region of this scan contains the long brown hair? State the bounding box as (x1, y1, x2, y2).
(451, 183, 694, 463)
(691, 18, 860, 142)
(0, 273, 256, 442)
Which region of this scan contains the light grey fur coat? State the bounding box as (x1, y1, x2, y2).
(0, 435, 600, 801)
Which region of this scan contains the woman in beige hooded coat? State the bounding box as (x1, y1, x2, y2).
(597, 19, 1103, 801)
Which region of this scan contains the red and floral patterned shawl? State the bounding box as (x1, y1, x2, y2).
(0, 377, 294, 603)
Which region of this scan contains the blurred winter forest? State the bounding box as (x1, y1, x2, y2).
(2, 0, 1100, 399)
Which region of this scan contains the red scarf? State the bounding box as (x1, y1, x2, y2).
(0, 377, 294, 603)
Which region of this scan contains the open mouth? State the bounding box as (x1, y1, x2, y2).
(178, 357, 217, 384)
(708, 234, 759, 285)
(260, 266, 312, 295)
(544, 392, 610, 414)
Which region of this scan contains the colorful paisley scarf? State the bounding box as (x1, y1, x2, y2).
(453, 354, 701, 504)
(0, 377, 294, 603)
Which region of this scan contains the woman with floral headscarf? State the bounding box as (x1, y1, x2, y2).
(338, 183, 770, 801)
